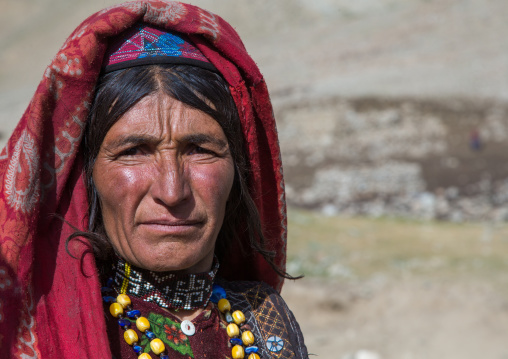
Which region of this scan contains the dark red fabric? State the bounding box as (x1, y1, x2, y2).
(106, 299, 232, 359)
(0, 1, 287, 358)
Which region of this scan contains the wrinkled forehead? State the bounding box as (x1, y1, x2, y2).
(102, 93, 227, 145)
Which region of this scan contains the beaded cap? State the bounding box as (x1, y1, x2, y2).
(112, 257, 220, 310)
(102, 23, 217, 74)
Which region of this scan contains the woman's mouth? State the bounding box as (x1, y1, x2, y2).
(139, 219, 203, 235)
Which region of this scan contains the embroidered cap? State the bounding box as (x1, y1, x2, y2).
(103, 24, 217, 73)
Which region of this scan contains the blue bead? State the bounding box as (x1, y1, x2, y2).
(225, 312, 234, 323)
(102, 296, 116, 303)
(118, 318, 130, 328)
(145, 330, 156, 339)
(245, 346, 259, 354)
(230, 338, 243, 346)
(126, 309, 141, 318)
(106, 278, 114, 287)
(101, 286, 114, 294)
(160, 355, 169, 359)
(210, 284, 226, 303)
(133, 345, 142, 354)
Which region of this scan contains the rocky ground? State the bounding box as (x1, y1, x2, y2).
(279, 97, 508, 221)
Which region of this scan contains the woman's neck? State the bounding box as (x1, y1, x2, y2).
(109, 256, 220, 314)
(163, 307, 204, 322)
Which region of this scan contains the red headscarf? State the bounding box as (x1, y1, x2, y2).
(0, 1, 287, 357)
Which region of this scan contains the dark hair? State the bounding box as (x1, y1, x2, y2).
(69, 64, 295, 279)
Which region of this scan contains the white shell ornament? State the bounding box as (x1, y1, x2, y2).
(266, 335, 284, 352)
(181, 320, 196, 336)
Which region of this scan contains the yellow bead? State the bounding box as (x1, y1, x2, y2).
(116, 294, 131, 308)
(150, 338, 165, 355)
(242, 330, 255, 346)
(218, 298, 231, 313)
(226, 323, 240, 338)
(138, 354, 151, 359)
(232, 310, 245, 325)
(136, 316, 150, 332)
(248, 354, 260, 359)
(109, 303, 124, 318)
(123, 329, 139, 345)
(232, 344, 245, 359)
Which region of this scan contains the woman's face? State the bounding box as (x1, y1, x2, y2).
(92, 93, 235, 273)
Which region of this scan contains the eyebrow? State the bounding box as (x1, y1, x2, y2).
(107, 134, 158, 149)
(106, 133, 228, 150)
(180, 134, 228, 149)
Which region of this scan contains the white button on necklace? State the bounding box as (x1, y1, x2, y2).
(181, 320, 196, 336)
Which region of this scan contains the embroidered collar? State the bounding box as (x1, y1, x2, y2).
(111, 257, 220, 310)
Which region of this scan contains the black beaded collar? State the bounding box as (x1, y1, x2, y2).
(111, 257, 220, 311)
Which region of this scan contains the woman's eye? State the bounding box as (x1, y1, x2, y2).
(119, 146, 142, 157)
(189, 145, 215, 156)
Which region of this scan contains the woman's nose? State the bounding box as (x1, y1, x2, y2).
(150, 156, 191, 207)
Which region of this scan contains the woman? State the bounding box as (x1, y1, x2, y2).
(0, 1, 306, 358)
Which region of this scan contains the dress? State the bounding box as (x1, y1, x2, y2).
(0, 1, 299, 358)
(106, 279, 307, 359)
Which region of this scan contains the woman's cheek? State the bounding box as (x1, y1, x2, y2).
(191, 162, 234, 202)
(99, 165, 149, 201)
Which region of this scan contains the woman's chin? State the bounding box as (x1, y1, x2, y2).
(126, 248, 214, 274)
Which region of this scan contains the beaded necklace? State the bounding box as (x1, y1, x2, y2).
(112, 257, 219, 310)
(210, 284, 261, 359)
(103, 263, 262, 359)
